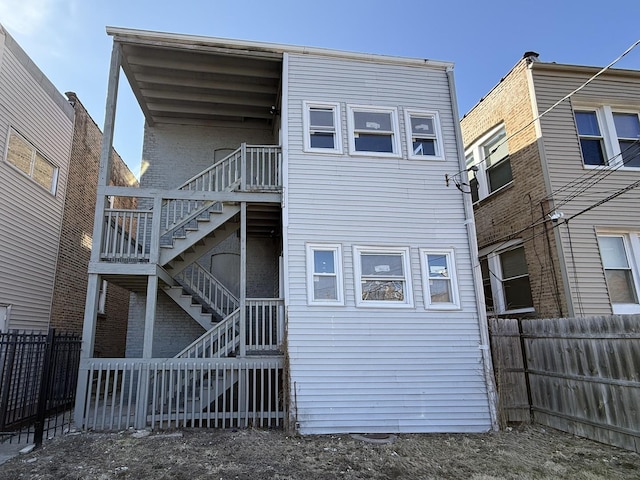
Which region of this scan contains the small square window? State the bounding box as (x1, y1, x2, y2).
(420, 249, 460, 309)
(303, 102, 342, 154)
(306, 244, 344, 305)
(347, 105, 401, 157)
(405, 110, 444, 160)
(353, 246, 413, 307)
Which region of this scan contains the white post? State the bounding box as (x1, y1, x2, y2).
(240, 143, 247, 191)
(143, 275, 158, 358)
(239, 202, 247, 357)
(149, 195, 163, 264)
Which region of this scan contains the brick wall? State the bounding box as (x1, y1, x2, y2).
(461, 59, 567, 317)
(50, 93, 138, 357)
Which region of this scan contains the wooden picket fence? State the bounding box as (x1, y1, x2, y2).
(489, 315, 640, 453)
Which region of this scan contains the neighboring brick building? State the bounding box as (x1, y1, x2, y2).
(50, 93, 138, 357)
(461, 53, 640, 318)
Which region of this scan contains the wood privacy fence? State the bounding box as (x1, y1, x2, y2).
(489, 316, 640, 453)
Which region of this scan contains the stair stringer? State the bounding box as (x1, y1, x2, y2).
(160, 204, 240, 266)
(165, 221, 240, 275)
(161, 285, 213, 330)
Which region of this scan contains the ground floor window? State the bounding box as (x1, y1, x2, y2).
(480, 242, 534, 315)
(353, 246, 413, 307)
(597, 233, 640, 313)
(306, 244, 344, 305)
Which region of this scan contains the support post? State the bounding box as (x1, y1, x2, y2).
(74, 273, 101, 427)
(143, 275, 158, 358)
(240, 143, 247, 191)
(149, 195, 163, 264)
(239, 202, 247, 357)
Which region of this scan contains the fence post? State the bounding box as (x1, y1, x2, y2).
(34, 329, 55, 447)
(517, 318, 534, 423)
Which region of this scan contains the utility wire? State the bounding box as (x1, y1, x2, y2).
(452, 38, 640, 182)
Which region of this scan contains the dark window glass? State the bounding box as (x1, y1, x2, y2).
(619, 140, 640, 167)
(487, 158, 512, 192)
(310, 132, 335, 149)
(355, 134, 393, 153)
(580, 139, 606, 166)
(480, 258, 494, 311)
(412, 139, 436, 156)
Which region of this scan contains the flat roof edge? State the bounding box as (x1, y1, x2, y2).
(106, 26, 454, 69)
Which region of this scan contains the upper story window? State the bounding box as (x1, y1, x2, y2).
(306, 244, 344, 305)
(303, 102, 342, 154)
(479, 242, 533, 315)
(574, 106, 640, 168)
(465, 125, 512, 202)
(353, 246, 413, 307)
(347, 105, 401, 157)
(597, 233, 640, 313)
(404, 109, 444, 160)
(420, 248, 460, 309)
(5, 128, 58, 194)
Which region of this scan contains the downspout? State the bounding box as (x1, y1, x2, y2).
(446, 66, 499, 431)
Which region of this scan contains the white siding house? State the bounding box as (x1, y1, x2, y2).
(0, 25, 74, 331)
(75, 27, 496, 434)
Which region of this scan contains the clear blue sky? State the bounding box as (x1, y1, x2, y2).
(1, 0, 639, 176)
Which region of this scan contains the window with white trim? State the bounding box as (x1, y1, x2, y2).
(405, 109, 444, 160)
(574, 106, 640, 168)
(597, 233, 640, 313)
(5, 128, 58, 194)
(347, 105, 401, 157)
(353, 246, 413, 307)
(420, 249, 460, 309)
(306, 244, 344, 305)
(303, 102, 342, 153)
(479, 243, 533, 314)
(465, 125, 512, 202)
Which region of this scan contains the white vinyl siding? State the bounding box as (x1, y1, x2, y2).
(533, 65, 640, 315)
(285, 53, 492, 434)
(0, 30, 73, 330)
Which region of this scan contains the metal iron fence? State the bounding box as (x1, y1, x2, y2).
(0, 329, 82, 446)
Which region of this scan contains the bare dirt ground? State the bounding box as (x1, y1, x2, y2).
(1, 425, 638, 479)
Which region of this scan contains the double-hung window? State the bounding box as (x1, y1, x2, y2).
(353, 246, 413, 307)
(347, 105, 401, 157)
(303, 102, 342, 153)
(465, 125, 512, 202)
(5, 128, 58, 194)
(479, 242, 534, 314)
(420, 249, 459, 309)
(404, 109, 444, 160)
(597, 234, 640, 312)
(306, 244, 344, 305)
(574, 106, 640, 168)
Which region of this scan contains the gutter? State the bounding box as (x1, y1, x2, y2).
(446, 66, 499, 431)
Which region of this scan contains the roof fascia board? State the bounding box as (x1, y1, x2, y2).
(106, 26, 453, 70)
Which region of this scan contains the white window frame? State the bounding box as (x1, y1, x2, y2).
(464, 124, 511, 202)
(419, 248, 460, 310)
(404, 109, 444, 160)
(353, 246, 413, 308)
(573, 104, 640, 170)
(479, 241, 534, 315)
(4, 127, 59, 195)
(302, 101, 343, 154)
(597, 232, 640, 314)
(306, 243, 344, 306)
(347, 105, 401, 158)
(0, 304, 11, 333)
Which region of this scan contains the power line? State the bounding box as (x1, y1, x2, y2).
(453, 38, 640, 182)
